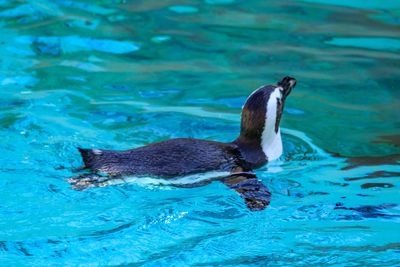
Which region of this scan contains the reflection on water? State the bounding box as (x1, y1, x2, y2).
(0, 0, 399, 265)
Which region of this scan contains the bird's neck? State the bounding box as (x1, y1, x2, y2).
(234, 127, 282, 168)
(261, 128, 282, 161)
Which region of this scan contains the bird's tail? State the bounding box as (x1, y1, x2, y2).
(78, 147, 102, 170)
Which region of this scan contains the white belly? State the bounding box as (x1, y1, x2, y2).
(101, 171, 232, 188)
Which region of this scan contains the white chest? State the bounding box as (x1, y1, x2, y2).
(262, 130, 282, 161)
(261, 89, 283, 161)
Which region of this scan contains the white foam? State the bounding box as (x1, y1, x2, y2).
(281, 127, 330, 158)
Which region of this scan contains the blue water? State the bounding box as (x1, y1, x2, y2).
(1, 0, 399, 266)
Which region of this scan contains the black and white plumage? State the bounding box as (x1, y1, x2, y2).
(69, 76, 297, 211)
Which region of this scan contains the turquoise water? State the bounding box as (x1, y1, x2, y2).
(1, 0, 399, 265)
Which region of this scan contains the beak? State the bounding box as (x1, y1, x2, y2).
(277, 76, 296, 99)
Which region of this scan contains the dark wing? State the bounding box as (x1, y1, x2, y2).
(221, 173, 271, 211)
(78, 138, 239, 177)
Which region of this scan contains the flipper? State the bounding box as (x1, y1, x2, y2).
(221, 173, 271, 211)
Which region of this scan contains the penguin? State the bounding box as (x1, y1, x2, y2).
(69, 76, 297, 211)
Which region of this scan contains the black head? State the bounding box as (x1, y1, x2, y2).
(277, 76, 296, 100)
(235, 76, 296, 164)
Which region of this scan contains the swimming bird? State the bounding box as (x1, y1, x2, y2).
(69, 76, 296, 211)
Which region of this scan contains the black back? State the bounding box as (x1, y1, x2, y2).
(79, 138, 244, 177)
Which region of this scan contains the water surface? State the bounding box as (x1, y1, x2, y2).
(0, 0, 399, 266)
